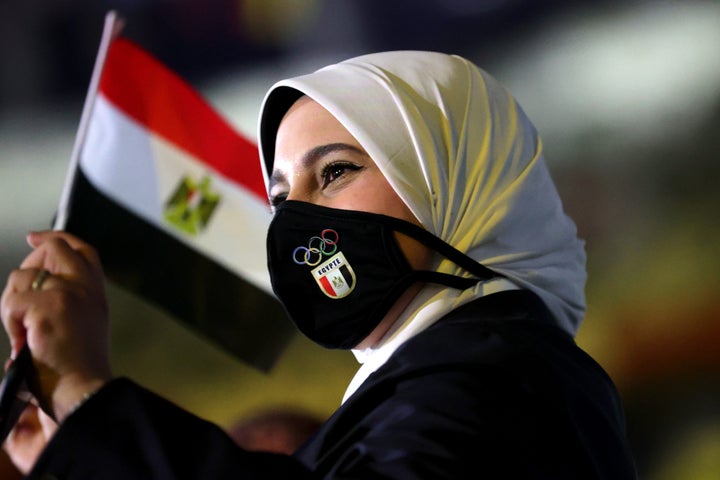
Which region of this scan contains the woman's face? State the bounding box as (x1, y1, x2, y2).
(269, 96, 431, 271)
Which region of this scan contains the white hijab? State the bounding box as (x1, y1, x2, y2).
(258, 51, 586, 402)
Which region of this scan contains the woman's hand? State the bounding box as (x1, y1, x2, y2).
(1, 231, 112, 422)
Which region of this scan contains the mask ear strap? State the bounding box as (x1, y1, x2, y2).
(384, 216, 501, 281)
(277, 200, 501, 283)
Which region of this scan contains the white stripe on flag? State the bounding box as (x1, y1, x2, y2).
(82, 95, 273, 292)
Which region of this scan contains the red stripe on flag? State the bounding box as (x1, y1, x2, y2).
(318, 276, 336, 297)
(99, 38, 267, 202)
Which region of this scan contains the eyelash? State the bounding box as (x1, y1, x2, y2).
(320, 161, 361, 189)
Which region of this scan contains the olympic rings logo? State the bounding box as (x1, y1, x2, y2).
(293, 229, 339, 266)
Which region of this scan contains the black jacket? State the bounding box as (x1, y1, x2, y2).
(30, 291, 636, 479)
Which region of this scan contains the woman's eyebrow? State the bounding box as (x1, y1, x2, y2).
(269, 142, 367, 191)
(301, 143, 367, 170)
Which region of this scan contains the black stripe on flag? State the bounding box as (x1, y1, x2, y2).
(339, 265, 355, 289)
(63, 169, 294, 371)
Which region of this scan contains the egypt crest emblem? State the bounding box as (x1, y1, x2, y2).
(293, 229, 357, 299)
(164, 174, 220, 235)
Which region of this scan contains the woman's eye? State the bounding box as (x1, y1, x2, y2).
(320, 162, 361, 188)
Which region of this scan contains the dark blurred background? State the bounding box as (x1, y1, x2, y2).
(1, 1, 719, 478)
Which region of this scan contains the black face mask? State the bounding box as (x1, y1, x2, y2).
(266, 200, 499, 349)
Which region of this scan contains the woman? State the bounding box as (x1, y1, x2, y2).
(1, 50, 637, 478)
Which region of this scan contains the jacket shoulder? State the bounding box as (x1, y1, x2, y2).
(298, 291, 637, 479)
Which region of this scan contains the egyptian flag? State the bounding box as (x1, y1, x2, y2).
(56, 13, 292, 371)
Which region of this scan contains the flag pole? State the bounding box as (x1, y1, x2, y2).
(54, 10, 124, 230)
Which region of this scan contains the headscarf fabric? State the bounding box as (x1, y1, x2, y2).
(258, 51, 587, 398)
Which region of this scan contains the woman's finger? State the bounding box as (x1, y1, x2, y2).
(20, 234, 103, 284)
(1, 268, 61, 348)
(1, 269, 37, 353)
(2, 268, 44, 303)
(27, 231, 103, 274)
